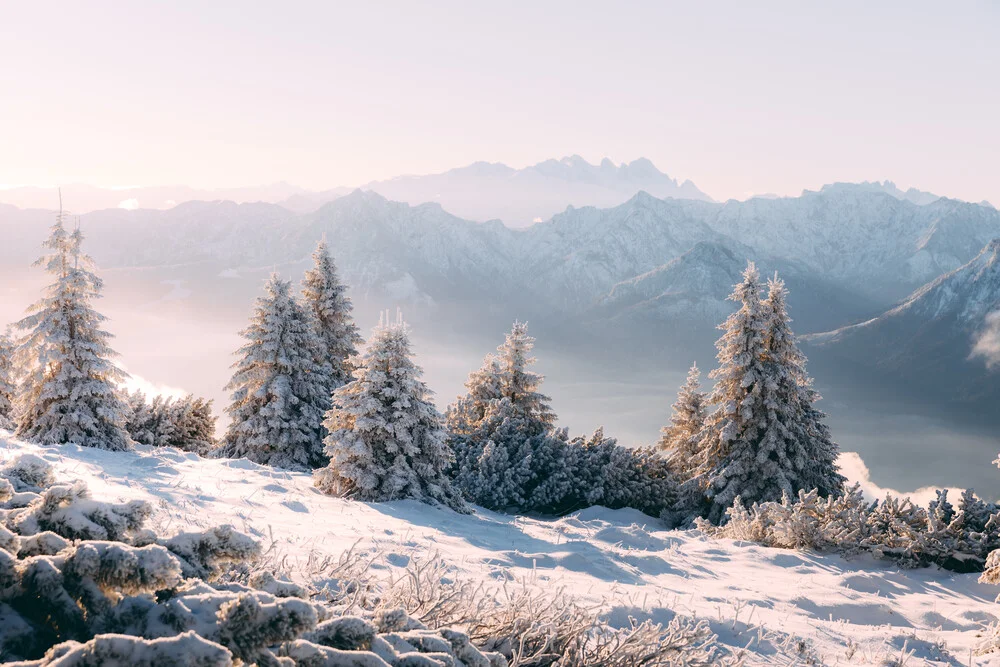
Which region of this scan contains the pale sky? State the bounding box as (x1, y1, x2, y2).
(1, 1, 998, 203)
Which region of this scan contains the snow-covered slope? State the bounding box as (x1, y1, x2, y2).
(803, 239, 1000, 414)
(593, 240, 753, 325)
(2, 435, 996, 665)
(710, 190, 1000, 300)
(589, 238, 880, 337)
(807, 239, 1000, 353)
(519, 192, 722, 309)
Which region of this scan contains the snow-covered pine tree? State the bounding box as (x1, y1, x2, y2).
(447, 322, 554, 453)
(215, 274, 330, 471)
(315, 311, 466, 511)
(763, 275, 845, 498)
(0, 329, 16, 430)
(693, 262, 771, 519)
(15, 211, 132, 450)
(495, 321, 556, 427)
(446, 321, 558, 508)
(658, 362, 707, 481)
(445, 355, 505, 437)
(301, 240, 363, 391)
(698, 269, 846, 522)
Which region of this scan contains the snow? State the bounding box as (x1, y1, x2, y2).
(1, 435, 997, 664)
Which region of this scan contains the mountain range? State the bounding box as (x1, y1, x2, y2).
(0, 156, 711, 227)
(1, 181, 999, 424)
(279, 156, 713, 226)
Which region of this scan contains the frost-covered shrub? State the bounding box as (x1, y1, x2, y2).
(5, 483, 152, 543)
(699, 485, 1000, 573)
(161, 525, 262, 581)
(7, 631, 233, 667)
(2, 454, 57, 493)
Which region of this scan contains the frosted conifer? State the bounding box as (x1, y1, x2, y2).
(658, 362, 707, 481)
(495, 321, 556, 428)
(0, 329, 16, 430)
(698, 267, 846, 521)
(215, 275, 330, 471)
(449, 322, 556, 434)
(315, 311, 466, 511)
(15, 209, 132, 450)
(694, 263, 771, 506)
(763, 276, 845, 498)
(301, 240, 362, 391)
(447, 322, 558, 508)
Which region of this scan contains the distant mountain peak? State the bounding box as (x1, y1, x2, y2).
(817, 181, 941, 206)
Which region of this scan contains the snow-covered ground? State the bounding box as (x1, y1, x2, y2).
(2, 435, 997, 666)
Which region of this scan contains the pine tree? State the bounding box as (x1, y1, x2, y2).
(0, 329, 16, 430)
(215, 275, 330, 471)
(694, 262, 771, 516)
(301, 240, 362, 391)
(315, 311, 466, 511)
(495, 321, 556, 428)
(15, 209, 132, 450)
(763, 276, 845, 498)
(446, 321, 558, 508)
(697, 267, 846, 522)
(449, 321, 556, 433)
(658, 362, 707, 481)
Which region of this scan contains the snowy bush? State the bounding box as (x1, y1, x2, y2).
(699, 485, 1000, 573)
(125, 390, 216, 455)
(338, 553, 738, 667)
(5, 482, 152, 542)
(6, 631, 234, 667)
(448, 323, 676, 517)
(1, 454, 57, 493)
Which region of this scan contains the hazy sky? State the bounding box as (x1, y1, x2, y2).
(1, 1, 998, 203)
